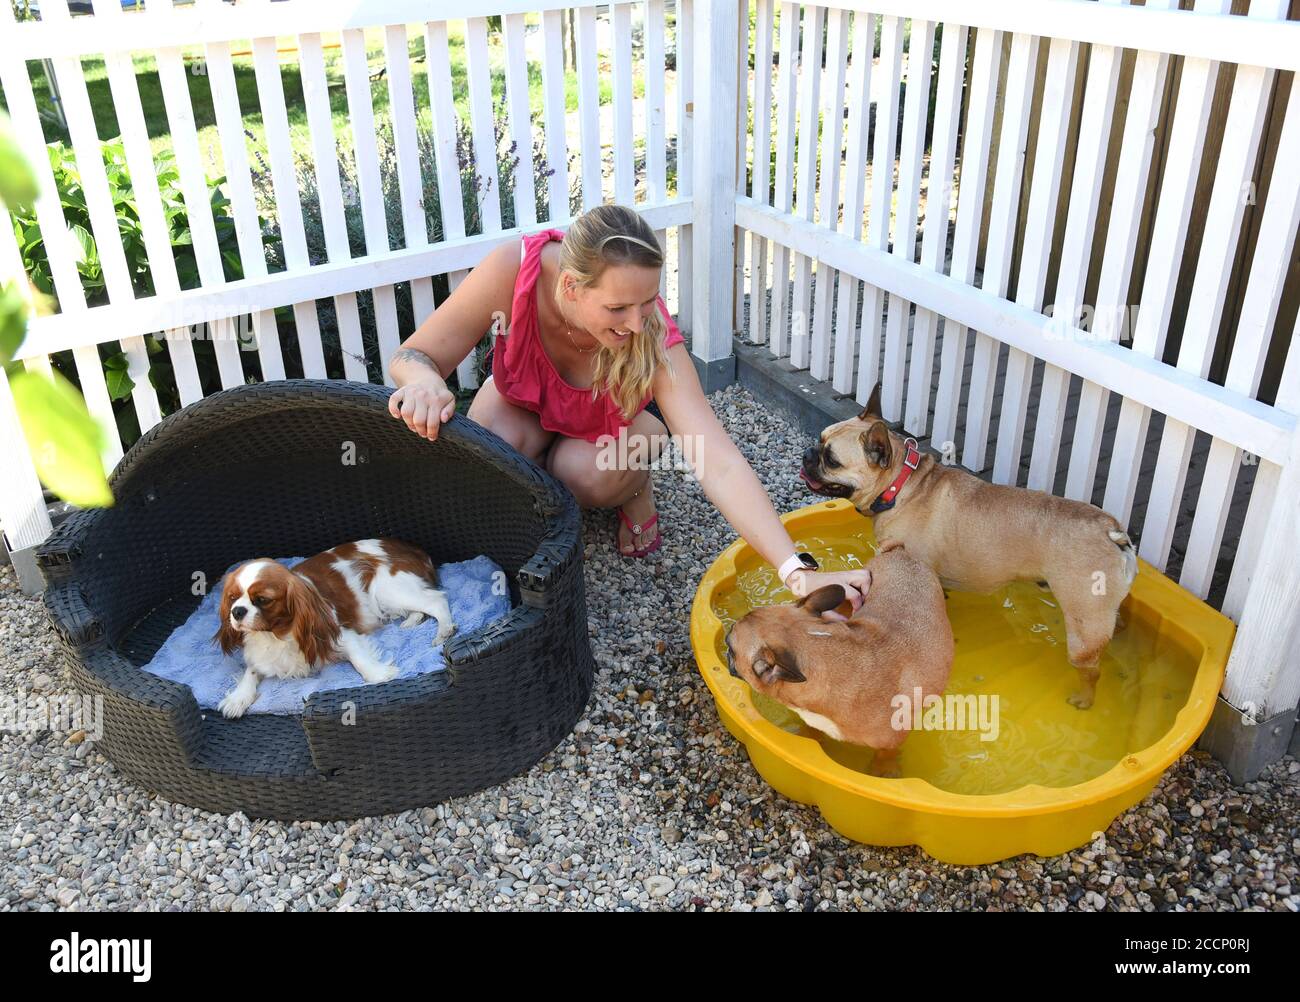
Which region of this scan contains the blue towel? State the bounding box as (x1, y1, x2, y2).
(141, 554, 511, 715)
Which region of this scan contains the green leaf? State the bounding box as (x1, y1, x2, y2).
(69, 223, 96, 267)
(0, 280, 28, 363)
(10, 369, 113, 508)
(105, 363, 135, 400)
(148, 361, 172, 391)
(0, 113, 41, 214)
(20, 222, 41, 253)
(102, 351, 130, 370)
(222, 250, 244, 280)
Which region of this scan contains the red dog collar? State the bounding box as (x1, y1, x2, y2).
(868, 437, 921, 514)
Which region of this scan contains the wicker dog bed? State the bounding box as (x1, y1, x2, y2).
(38, 379, 594, 820)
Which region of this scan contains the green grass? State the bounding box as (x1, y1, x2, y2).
(3, 19, 651, 179)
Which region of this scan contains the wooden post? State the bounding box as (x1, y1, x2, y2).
(690, 0, 739, 392)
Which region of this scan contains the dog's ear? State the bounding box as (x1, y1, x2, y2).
(798, 584, 847, 616)
(753, 644, 806, 685)
(213, 578, 243, 655)
(287, 574, 340, 667)
(862, 420, 892, 468)
(858, 382, 883, 421)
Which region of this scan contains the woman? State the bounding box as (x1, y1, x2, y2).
(388, 204, 870, 604)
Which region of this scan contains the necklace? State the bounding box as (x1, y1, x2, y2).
(565, 328, 597, 353)
(556, 295, 597, 352)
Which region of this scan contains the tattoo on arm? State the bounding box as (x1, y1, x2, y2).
(392, 347, 441, 377)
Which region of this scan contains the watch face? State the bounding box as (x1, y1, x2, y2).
(798, 552, 819, 571)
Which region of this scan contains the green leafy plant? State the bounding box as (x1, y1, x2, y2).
(0, 112, 112, 509)
(8, 138, 251, 443)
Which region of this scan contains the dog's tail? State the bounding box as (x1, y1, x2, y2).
(1109, 529, 1138, 591)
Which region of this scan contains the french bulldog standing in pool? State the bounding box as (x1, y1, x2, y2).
(799, 384, 1137, 709)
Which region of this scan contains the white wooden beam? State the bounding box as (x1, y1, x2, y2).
(736, 199, 1294, 465)
(689, 0, 739, 371)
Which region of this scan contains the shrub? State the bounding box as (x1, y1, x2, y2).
(254, 115, 568, 390)
(13, 112, 577, 445)
(8, 139, 249, 444)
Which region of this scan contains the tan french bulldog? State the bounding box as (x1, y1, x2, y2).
(725, 542, 953, 777)
(799, 383, 1136, 709)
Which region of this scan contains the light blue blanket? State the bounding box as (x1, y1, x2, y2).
(141, 554, 511, 715)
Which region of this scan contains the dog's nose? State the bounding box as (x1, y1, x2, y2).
(802, 445, 821, 467)
(231, 605, 247, 622)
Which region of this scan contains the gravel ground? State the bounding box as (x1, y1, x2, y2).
(1, 383, 1297, 912)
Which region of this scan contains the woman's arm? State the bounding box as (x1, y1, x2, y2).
(388, 238, 521, 439)
(652, 344, 870, 603)
(390, 238, 520, 384)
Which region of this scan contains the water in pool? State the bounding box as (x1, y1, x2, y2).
(709, 511, 1196, 796)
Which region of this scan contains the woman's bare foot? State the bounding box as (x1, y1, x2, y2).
(617, 479, 660, 555)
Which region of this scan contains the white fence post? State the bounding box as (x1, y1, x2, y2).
(1224, 442, 1300, 702)
(689, 0, 739, 392)
(0, 367, 53, 594)
(1199, 420, 1300, 777)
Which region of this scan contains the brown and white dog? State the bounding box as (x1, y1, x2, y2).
(725, 542, 952, 777)
(213, 538, 455, 718)
(799, 384, 1136, 709)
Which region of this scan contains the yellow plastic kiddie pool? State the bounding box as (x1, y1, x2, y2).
(690, 498, 1234, 865)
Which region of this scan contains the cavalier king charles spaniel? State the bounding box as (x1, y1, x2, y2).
(213, 538, 455, 718)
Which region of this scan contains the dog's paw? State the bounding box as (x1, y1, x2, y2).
(366, 662, 400, 684)
(399, 612, 425, 629)
(434, 622, 457, 646)
(218, 691, 254, 719)
(868, 759, 902, 779)
(1067, 690, 1095, 710)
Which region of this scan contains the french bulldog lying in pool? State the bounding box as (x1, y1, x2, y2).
(724, 542, 952, 778)
(799, 383, 1136, 709)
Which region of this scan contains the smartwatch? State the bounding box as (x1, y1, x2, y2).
(777, 551, 820, 588)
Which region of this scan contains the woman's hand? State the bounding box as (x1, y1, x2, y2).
(789, 568, 872, 621)
(389, 377, 457, 441)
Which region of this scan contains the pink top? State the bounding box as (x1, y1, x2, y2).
(490, 228, 684, 443)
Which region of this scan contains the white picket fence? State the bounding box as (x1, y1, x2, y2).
(725, 0, 1300, 736)
(1, 0, 1298, 742)
(0, 0, 695, 547)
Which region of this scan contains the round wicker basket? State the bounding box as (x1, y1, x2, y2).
(38, 379, 594, 820)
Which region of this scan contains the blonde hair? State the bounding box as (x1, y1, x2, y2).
(556, 204, 675, 420)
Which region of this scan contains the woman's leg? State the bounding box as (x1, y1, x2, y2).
(465, 376, 556, 463)
(545, 407, 667, 554)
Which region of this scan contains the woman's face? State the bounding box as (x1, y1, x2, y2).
(563, 262, 662, 349)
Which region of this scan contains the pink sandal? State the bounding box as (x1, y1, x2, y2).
(617, 507, 663, 558)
